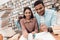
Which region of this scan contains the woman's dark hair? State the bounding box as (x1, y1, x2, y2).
(34, 0, 44, 7)
(23, 7, 34, 19)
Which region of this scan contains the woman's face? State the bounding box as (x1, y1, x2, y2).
(24, 9, 31, 19)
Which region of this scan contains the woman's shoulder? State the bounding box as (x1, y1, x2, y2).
(32, 18, 37, 21)
(20, 18, 25, 22)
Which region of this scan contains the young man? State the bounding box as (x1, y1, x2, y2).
(34, 0, 57, 29)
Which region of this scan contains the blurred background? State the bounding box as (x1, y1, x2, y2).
(0, 0, 60, 40)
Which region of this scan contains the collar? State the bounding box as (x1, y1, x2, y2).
(24, 19, 33, 23)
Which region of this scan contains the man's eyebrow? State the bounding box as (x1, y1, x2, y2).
(36, 9, 38, 10)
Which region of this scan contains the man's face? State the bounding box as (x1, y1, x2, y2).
(35, 4, 45, 16)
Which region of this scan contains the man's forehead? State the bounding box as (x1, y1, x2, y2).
(35, 4, 43, 9)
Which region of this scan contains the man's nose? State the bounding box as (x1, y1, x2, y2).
(37, 9, 40, 13)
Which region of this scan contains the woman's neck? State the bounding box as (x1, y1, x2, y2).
(25, 18, 32, 22)
(25, 18, 31, 20)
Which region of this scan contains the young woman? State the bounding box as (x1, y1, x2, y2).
(19, 7, 38, 40)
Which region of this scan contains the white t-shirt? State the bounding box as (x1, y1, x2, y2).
(40, 16, 45, 24)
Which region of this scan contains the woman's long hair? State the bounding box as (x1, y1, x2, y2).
(23, 7, 34, 19)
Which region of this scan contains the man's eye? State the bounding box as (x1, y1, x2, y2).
(39, 8, 42, 10)
(36, 9, 38, 11)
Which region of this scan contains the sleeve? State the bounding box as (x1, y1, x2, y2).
(51, 11, 57, 26)
(34, 18, 38, 33)
(20, 19, 28, 34)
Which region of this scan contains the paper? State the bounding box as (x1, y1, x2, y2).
(35, 32, 55, 40)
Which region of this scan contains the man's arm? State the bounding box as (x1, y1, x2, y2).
(51, 11, 57, 26)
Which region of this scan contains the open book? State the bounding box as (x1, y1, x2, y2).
(34, 32, 55, 40)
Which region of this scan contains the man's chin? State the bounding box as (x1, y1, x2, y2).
(38, 14, 44, 16)
(40, 12, 44, 16)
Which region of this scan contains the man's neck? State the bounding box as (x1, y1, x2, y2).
(39, 13, 44, 16)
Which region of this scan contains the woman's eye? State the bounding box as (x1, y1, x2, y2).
(29, 12, 31, 14)
(39, 8, 42, 10)
(25, 12, 31, 14)
(25, 12, 28, 14)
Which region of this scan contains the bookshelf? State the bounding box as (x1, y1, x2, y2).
(0, 0, 60, 27)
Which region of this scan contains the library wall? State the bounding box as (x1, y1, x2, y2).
(0, 0, 60, 27)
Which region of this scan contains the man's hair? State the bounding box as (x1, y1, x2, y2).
(34, 0, 44, 7)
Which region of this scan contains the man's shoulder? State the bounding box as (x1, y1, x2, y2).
(45, 8, 57, 15)
(45, 8, 56, 13)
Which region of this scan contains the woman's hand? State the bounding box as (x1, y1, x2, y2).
(23, 31, 28, 38)
(32, 31, 35, 34)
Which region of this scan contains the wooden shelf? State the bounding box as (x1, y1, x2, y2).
(0, 8, 12, 10)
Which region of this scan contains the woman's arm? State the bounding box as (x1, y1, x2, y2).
(20, 19, 28, 38)
(32, 18, 38, 34)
